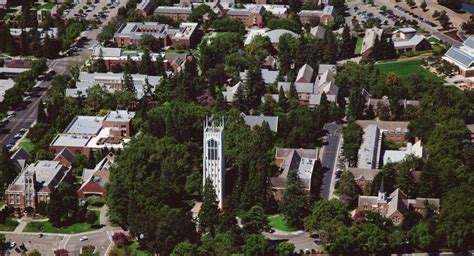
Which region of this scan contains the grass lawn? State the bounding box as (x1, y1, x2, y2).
(23, 211, 100, 234)
(376, 59, 445, 83)
(0, 218, 19, 231)
(40, 3, 56, 9)
(355, 37, 363, 55)
(19, 138, 36, 154)
(110, 241, 150, 256)
(269, 215, 297, 232)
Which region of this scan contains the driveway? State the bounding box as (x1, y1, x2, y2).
(263, 230, 320, 253)
(319, 123, 342, 199)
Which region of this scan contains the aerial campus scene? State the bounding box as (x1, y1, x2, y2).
(0, 0, 472, 255)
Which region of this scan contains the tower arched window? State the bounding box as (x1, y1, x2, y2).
(208, 139, 218, 160)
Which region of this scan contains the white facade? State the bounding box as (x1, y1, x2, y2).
(203, 116, 225, 209)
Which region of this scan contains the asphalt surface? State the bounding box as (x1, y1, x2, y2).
(319, 123, 342, 199)
(264, 230, 320, 252)
(372, 0, 463, 47)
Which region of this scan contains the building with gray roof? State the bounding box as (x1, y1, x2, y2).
(443, 36, 474, 77)
(66, 72, 162, 99)
(239, 69, 280, 84)
(357, 124, 382, 169)
(271, 148, 319, 200)
(242, 113, 278, 132)
(5, 159, 71, 211)
(361, 27, 384, 58)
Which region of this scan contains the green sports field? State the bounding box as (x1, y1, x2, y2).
(375, 59, 445, 83)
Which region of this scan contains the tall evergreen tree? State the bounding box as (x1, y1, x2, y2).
(279, 169, 310, 228)
(278, 86, 287, 110)
(347, 88, 365, 121)
(123, 69, 135, 93)
(199, 178, 220, 236)
(244, 66, 265, 110)
(139, 48, 155, 75)
(340, 25, 354, 59)
(323, 30, 337, 63)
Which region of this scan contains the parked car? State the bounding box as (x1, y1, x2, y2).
(80, 236, 88, 241)
(19, 128, 27, 134)
(6, 142, 15, 149)
(9, 241, 16, 249)
(13, 133, 22, 140)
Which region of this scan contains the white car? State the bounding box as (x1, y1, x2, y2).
(80, 236, 88, 242)
(9, 241, 16, 248)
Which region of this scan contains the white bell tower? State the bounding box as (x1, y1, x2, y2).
(203, 115, 225, 209)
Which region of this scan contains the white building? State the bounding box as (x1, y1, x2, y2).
(203, 115, 225, 209)
(357, 124, 382, 169)
(383, 140, 423, 165)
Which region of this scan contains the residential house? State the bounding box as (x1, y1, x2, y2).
(239, 68, 280, 84)
(271, 148, 319, 200)
(361, 27, 384, 58)
(5, 159, 72, 212)
(49, 110, 136, 156)
(274, 64, 338, 108)
(443, 36, 474, 77)
(310, 25, 326, 39)
(222, 81, 243, 103)
(368, 96, 419, 114)
(66, 72, 162, 99)
(78, 153, 115, 200)
(242, 113, 278, 132)
(357, 181, 440, 225)
(392, 28, 431, 54)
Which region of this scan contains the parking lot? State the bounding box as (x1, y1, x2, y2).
(64, 0, 118, 22)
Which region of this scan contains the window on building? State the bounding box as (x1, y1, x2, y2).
(392, 216, 401, 225)
(16, 196, 20, 205)
(207, 139, 218, 160)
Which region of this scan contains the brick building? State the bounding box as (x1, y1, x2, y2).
(49, 110, 136, 156)
(5, 159, 72, 212)
(226, 5, 264, 27)
(298, 6, 335, 25)
(78, 153, 115, 200)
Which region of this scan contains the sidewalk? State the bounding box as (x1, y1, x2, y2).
(13, 219, 29, 234)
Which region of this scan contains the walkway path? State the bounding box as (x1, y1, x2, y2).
(13, 219, 29, 234)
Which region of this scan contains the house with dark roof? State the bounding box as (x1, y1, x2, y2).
(53, 148, 75, 168)
(271, 148, 319, 200)
(78, 153, 115, 200)
(348, 168, 381, 193)
(11, 148, 31, 172)
(356, 180, 440, 225)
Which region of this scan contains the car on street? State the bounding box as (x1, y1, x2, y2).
(6, 142, 15, 149)
(13, 133, 22, 140)
(80, 236, 88, 241)
(9, 241, 16, 248)
(19, 128, 28, 134)
(38, 233, 43, 238)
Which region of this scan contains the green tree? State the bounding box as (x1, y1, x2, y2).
(199, 178, 221, 236)
(240, 206, 270, 234)
(408, 220, 437, 251)
(47, 181, 80, 227)
(172, 241, 196, 256)
(342, 122, 362, 165)
(438, 185, 474, 251)
(242, 234, 272, 256)
(279, 169, 310, 228)
(420, 0, 428, 11)
(138, 48, 155, 75)
(275, 242, 295, 256)
(347, 87, 365, 120)
(304, 199, 351, 232)
(335, 171, 361, 202)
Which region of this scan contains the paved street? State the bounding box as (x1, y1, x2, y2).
(263, 230, 319, 252)
(0, 1, 120, 149)
(319, 123, 342, 199)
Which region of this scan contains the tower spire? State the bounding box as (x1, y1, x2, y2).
(378, 177, 387, 203)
